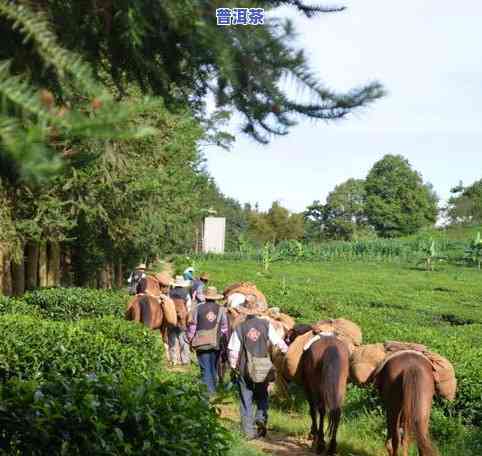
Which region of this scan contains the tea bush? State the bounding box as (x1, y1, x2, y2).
(19, 287, 128, 320)
(0, 373, 231, 455)
(0, 315, 163, 381)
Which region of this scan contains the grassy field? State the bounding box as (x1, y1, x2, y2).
(189, 258, 482, 456)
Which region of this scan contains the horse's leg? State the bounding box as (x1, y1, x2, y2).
(308, 397, 318, 441)
(327, 408, 341, 455)
(316, 403, 326, 455)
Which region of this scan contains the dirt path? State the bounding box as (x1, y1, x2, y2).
(218, 404, 313, 455)
(248, 432, 312, 455)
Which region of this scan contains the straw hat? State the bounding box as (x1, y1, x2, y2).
(200, 272, 210, 281)
(156, 272, 173, 286)
(136, 263, 146, 270)
(204, 286, 223, 301)
(173, 275, 190, 287)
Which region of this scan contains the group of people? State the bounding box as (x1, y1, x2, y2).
(127, 263, 287, 440)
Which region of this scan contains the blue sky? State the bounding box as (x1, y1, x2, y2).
(203, 0, 482, 212)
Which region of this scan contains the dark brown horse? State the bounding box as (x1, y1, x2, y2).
(294, 328, 349, 455)
(374, 352, 437, 456)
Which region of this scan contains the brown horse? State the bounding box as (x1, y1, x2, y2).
(136, 275, 162, 296)
(374, 352, 437, 456)
(296, 329, 350, 455)
(170, 296, 189, 331)
(125, 294, 164, 330)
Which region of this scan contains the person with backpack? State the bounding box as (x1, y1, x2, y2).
(228, 294, 288, 440)
(168, 276, 192, 366)
(187, 286, 228, 396)
(127, 263, 146, 295)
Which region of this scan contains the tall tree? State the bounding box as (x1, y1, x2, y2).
(322, 178, 368, 240)
(247, 201, 303, 243)
(365, 155, 438, 237)
(447, 179, 482, 225)
(10, 0, 384, 147)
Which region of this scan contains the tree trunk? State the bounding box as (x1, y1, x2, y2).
(11, 257, 25, 296)
(97, 267, 109, 289)
(60, 247, 72, 286)
(3, 257, 12, 296)
(106, 262, 113, 289)
(38, 243, 48, 288)
(0, 245, 4, 295)
(115, 261, 123, 289)
(47, 241, 61, 287)
(26, 242, 39, 290)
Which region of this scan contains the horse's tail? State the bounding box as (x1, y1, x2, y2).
(320, 345, 345, 442)
(402, 365, 437, 456)
(139, 295, 152, 327)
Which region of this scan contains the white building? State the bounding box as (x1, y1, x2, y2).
(202, 217, 226, 253)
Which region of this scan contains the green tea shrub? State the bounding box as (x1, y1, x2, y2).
(0, 373, 231, 455)
(0, 315, 163, 381)
(19, 287, 128, 320)
(0, 295, 41, 316)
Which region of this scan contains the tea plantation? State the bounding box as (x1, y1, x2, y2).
(0, 289, 232, 455)
(1, 258, 481, 456)
(191, 257, 482, 455)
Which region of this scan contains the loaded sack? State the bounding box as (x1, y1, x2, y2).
(283, 318, 363, 382)
(349, 340, 457, 401)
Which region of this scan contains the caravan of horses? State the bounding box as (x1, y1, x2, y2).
(126, 271, 454, 456)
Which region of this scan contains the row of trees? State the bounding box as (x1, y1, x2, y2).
(305, 154, 440, 240)
(215, 154, 482, 246)
(245, 155, 481, 244)
(1, 1, 380, 294)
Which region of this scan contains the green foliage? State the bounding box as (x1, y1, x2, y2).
(29, 0, 383, 144)
(0, 373, 231, 455)
(0, 286, 231, 455)
(16, 288, 128, 321)
(417, 239, 447, 271)
(247, 201, 304, 245)
(200, 238, 466, 264)
(0, 315, 162, 381)
(306, 178, 369, 241)
(448, 179, 482, 225)
(464, 231, 482, 269)
(365, 155, 439, 237)
(0, 4, 158, 186)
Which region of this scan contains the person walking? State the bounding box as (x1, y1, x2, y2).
(228, 294, 288, 440)
(168, 276, 192, 366)
(191, 272, 210, 305)
(127, 263, 146, 295)
(187, 286, 228, 396)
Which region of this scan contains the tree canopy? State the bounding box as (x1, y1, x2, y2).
(365, 155, 438, 237)
(447, 179, 482, 225)
(3, 0, 384, 147)
(247, 201, 304, 244)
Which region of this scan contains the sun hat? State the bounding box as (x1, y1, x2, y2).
(204, 286, 224, 301)
(156, 272, 173, 287)
(200, 272, 210, 281)
(174, 275, 190, 287)
(227, 292, 246, 309)
(136, 263, 146, 270)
